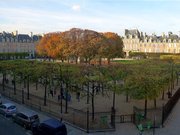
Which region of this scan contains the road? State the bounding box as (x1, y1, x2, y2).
(0, 115, 31, 135)
(0, 96, 86, 135)
(0, 94, 180, 135)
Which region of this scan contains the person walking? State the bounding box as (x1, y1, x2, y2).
(76, 92, 80, 102)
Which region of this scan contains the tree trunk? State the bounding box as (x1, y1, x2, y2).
(65, 83, 68, 113)
(75, 57, 78, 64)
(101, 82, 104, 95)
(144, 99, 147, 119)
(85, 58, 88, 64)
(99, 58, 102, 65)
(88, 60, 90, 65)
(36, 81, 38, 90)
(44, 78, 47, 106)
(24, 76, 26, 88)
(162, 90, 165, 100)
(2, 73, 5, 91)
(154, 98, 156, 108)
(112, 81, 116, 110)
(126, 93, 129, 102)
(27, 75, 30, 100)
(13, 74, 16, 95)
(60, 82, 63, 113)
(112, 91, 115, 110)
(176, 72, 179, 85)
(92, 83, 95, 121)
(107, 58, 111, 65)
(87, 82, 90, 104)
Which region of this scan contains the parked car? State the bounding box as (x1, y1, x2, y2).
(12, 111, 40, 129)
(31, 118, 67, 135)
(0, 103, 17, 117)
(0, 94, 2, 104)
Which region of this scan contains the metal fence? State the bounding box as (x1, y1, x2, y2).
(133, 106, 162, 129)
(115, 114, 134, 123)
(2, 83, 179, 132)
(162, 87, 180, 126)
(0, 85, 115, 133)
(133, 86, 180, 129)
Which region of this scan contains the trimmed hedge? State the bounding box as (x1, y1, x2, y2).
(0, 52, 29, 60)
(129, 52, 180, 59)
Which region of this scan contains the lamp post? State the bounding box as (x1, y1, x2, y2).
(153, 114, 156, 135)
(43, 77, 47, 106)
(86, 105, 90, 133)
(112, 80, 116, 111)
(22, 87, 24, 104)
(170, 60, 174, 95)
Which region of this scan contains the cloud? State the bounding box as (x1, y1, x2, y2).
(0, 7, 105, 34)
(72, 4, 81, 11)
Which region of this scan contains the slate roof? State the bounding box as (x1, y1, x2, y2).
(18, 34, 32, 42)
(125, 29, 140, 38)
(0, 31, 41, 43)
(125, 29, 180, 42)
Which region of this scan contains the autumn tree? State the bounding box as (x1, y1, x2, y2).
(100, 32, 124, 64)
(36, 28, 124, 64)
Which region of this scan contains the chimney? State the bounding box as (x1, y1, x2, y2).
(16, 30, 18, 39)
(168, 32, 172, 37)
(144, 32, 147, 37)
(125, 29, 129, 37)
(16, 30, 18, 36)
(162, 32, 165, 38)
(30, 32, 33, 38)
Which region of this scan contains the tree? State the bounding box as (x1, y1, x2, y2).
(124, 60, 165, 118)
(102, 64, 126, 110)
(36, 28, 125, 64)
(100, 32, 124, 64)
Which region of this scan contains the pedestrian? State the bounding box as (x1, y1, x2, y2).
(58, 94, 61, 101)
(54, 89, 56, 95)
(76, 92, 80, 102)
(50, 90, 53, 97)
(12, 80, 15, 85)
(48, 90, 50, 97)
(167, 91, 172, 98)
(69, 94, 71, 102)
(5, 78, 9, 84)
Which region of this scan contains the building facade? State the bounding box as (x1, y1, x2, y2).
(123, 29, 180, 57)
(0, 31, 41, 58)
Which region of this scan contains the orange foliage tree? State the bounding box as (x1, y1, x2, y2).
(100, 32, 124, 64)
(36, 28, 124, 64)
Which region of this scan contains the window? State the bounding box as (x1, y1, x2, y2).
(17, 113, 28, 120)
(0, 105, 6, 109)
(174, 49, 176, 53)
(30, 115, 39, 121)
(8, 105, 16, 110)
